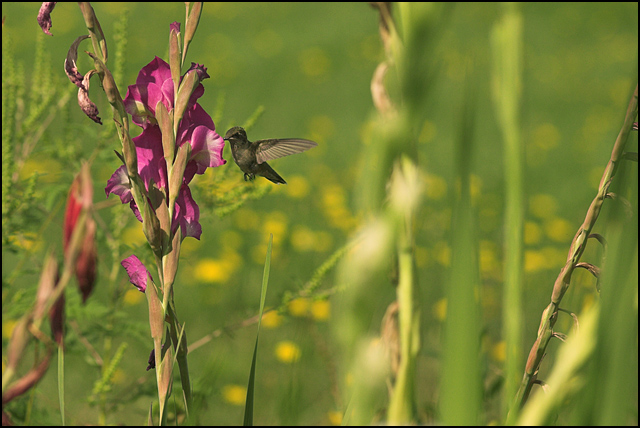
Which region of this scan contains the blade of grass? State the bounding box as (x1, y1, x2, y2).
(166, 302, 192, 415)
(518, 303, 600, 425)
(490, 3, 524, 420)
(572, 151, 638, 425)
(439, 75, 482, 426)
(171, 321, 188, 417)
(243, 233, 273, 426)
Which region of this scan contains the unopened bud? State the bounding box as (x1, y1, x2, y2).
(174, 63, 209, 126)
(64, 163, 98, 304)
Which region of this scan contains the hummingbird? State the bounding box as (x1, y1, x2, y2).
(224, 126, 317, 184)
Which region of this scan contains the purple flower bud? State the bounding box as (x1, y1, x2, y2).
(146, 341, 171, 371)
(147, 348, 156, 371)
(187, 62, 210, 82)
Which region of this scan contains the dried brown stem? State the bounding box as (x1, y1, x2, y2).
(511, 84, 638, 414)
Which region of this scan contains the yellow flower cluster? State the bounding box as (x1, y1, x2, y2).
(288, 297, 331, 322)
(321, 184, 358, 232)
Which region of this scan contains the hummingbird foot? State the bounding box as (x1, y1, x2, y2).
(243, 173, 255, 182)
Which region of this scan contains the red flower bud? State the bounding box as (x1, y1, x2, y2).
(63, 163, 98, 304)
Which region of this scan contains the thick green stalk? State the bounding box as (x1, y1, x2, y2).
(491, 3, 524, 419)
(439, 129, 482, 425)
(387, 159, 420, 424)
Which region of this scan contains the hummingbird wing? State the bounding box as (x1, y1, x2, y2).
(254, 138, 317, 164)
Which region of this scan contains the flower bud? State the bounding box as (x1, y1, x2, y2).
(64, 163, 98, 304)
(142, 185, 165, 257)
(184, 4, 203, 52)
(174, 63, 209, 127)
(169, 21, 181, 96)
(2, 348, 52, 405)
(33, 252, 59, 322)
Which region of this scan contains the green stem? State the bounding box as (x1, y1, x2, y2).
(167, 301, 193, 413)
(514, 84, 637, 416)
(387, 207, 418, 423)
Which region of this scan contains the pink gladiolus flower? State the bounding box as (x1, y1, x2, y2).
(106, 56, 225, 240)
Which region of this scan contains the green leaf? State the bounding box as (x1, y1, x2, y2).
(243, 233, 272, 426)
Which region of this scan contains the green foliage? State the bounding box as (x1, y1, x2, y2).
(1, 32, 67, 251)
(89, 342, 129, 404)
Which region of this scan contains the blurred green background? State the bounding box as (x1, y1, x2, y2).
(2, 2, 637, 425)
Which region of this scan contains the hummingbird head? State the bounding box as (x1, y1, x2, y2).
(224, 126, 247, 142)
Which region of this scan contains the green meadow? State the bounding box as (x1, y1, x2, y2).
(2, 2, 637, 425)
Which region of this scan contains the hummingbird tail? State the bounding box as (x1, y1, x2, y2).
(262, 163, 287, 184)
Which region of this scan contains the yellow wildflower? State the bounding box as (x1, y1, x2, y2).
(222, 384, 246, 406)
(275, 341, 301, 363)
